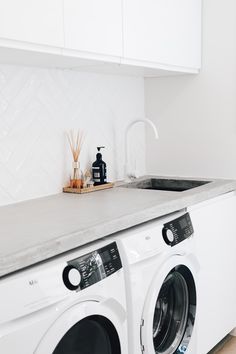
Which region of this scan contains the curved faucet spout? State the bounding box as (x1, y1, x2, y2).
(124, 118, 159, 180)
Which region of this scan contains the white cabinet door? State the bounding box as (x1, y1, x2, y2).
(0, 0, 64, 47)
(64, 0, 122, 58)
(190, 193, 236, 353)
(123, 0, 201, 69)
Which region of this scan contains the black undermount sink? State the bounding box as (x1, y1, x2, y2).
(122, 178, 211, 192)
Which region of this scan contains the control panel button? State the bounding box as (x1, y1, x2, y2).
(63, 265, 81, 291)
(162, 227, 174, 245)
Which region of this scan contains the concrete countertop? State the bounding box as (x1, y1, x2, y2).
(0, 175, 236, 278)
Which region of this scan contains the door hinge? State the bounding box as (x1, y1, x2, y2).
(140, 319, 145, 353)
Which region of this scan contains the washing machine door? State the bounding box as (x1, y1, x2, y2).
(141, 256, 197, 354)
(34, 300, 125, 354)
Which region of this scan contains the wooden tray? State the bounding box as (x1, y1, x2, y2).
(63, 182, 114, 194)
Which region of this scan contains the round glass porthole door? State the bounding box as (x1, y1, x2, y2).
(152, 265, 196, 354)
(52, 315, 121, 354)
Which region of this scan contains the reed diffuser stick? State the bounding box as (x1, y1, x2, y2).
(67, 130, 84, 161)
(67, 130, 84, 186)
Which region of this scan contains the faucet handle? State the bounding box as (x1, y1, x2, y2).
(129, 171, 139, 180)
(124, 161, 140, 181)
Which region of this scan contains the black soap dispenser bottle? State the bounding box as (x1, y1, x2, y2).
(92, 146, 107, 186)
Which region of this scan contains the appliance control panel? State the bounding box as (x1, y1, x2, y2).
(62, 242, 122, 291)
(162, 212, 194, 246)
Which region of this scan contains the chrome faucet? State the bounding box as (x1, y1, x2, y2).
(124, 118, 159, 180)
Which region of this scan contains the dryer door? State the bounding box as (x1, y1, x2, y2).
(34, 300, 125, 354)
(141, 256, 197, 354)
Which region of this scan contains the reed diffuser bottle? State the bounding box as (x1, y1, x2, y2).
(67, 130, 84, 188)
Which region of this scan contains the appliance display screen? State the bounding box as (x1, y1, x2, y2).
(179, 218, 188, 229)
(101, 250, 112, 263)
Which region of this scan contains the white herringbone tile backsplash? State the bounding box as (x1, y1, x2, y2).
(0, 64, 145, 206)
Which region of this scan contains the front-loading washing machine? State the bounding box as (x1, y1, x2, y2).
(0, 238, 128, 354)
(117, 209, 199, 354)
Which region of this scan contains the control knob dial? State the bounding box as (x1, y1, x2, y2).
(63, 265, 81, 290)
(162, 227, 174, 245)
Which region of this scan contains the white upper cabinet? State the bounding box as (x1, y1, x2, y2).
(0, 0, 64, 47)
(0, 0, 201, 74)
(64, 0, 123, 58)
(123, 0, 201, 70)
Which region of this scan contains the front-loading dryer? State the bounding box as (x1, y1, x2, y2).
(0, 238, 128, 354)
(117, 210, 199, 354)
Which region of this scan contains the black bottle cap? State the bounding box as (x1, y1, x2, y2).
(96, 146, 105, 160)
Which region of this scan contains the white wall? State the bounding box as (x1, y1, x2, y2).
(145, 0, 236, 179)
(0, 65, 145, 206)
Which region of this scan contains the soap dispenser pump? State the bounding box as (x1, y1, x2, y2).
(92, 146, 107, 186)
